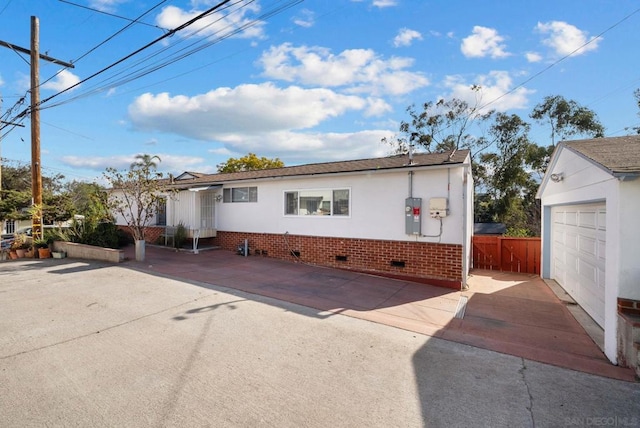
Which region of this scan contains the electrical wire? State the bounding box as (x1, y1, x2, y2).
(0, 0, 302, 142)
(39, 0, 303, 110)
(2, 0, 236, 126)
(58, 0, 169, 31)
(40, 0, 170, 89)
(477, 6, 640, 114)
(40, 0, 255, 108)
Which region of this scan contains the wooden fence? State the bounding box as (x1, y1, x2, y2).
(472, 236, 541, 274)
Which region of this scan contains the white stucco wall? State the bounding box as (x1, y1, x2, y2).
(616, 179, 640, 300)
(539, 147, 640, 364)
(213, 164, 468, 246)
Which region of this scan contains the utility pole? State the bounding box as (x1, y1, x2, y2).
(30, 16, 43, 240)
(0, 17, 74, 241)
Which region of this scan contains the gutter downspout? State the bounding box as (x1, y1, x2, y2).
(461, 164, 469, 290)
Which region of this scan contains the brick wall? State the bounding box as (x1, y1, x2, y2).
(213, 231, 463, 289)
(118, 226, 165, 244)
(618, 298, 640, 317)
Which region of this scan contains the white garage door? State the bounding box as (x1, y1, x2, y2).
(551, 203, 606, 327)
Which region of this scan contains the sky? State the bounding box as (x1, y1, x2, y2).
(1, 0, 639, 183)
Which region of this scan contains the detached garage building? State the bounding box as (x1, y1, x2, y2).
(537, 135, 640, 368)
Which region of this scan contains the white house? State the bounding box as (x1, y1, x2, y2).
(536, 135, 640, 368)
(130, 150, 474, 290)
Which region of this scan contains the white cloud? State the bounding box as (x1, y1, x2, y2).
(0, 73, 4, 86)
(365, 97, 392, 117)
(535, 21, 600, 57)
(60, 153, 207, 173)
(525, 52, 542, 63)
(155, 2, 265, 40)
(258, 43, 429, 96)
(292, 9, 315, 28)
(393, 28, 423, 47)
(89, 0, 126, 13)
(42, 70, 81, 92)
(128, 83, 368, 140)
(461, 26, 510, 59)
(443, 71, 534, 112)
(211, 130, 392, 163)
(373, 0, 397, 7)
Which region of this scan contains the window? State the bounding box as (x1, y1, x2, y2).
(284, 188, 350, 216)
(223, 186, 257, 203)
(156, 197, 167, 226)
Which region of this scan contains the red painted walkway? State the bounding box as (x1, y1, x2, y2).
(123, 245, 635, 382)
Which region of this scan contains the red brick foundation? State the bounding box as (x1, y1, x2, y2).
(213, 231, 463, 289)
(618, 298, 640, 317)
(118, 226, 165, 244)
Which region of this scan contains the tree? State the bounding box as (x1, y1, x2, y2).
(103, 154, 167, 261)
(64, 181, 111, 223)
(0, 160, 70, 223)
(217, 153, 284, 173)
(530, 95, 605, 146)
(475, 113, 541, 235)
(382, 87, 495, 155)
(131, 154, 161, 170)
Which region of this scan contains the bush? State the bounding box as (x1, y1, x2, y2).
(81, 222, 120, 249)
(505, 227, 532, 237)
(117, 229, 133, 247)
(174, 222, 188, 249)
(44, 228, 70, 243)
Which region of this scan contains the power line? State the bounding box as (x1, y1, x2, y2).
(478, 5, 640, 113)
(39, 0, 302, 110)
(58, 0, 169, 31)
(38, 0, 236, 107)
(40, 1, 170, 89)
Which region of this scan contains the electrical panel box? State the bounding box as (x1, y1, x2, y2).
(429, 197, 448, 218)
(405, 197, 422, 235)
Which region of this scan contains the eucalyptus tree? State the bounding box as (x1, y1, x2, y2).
(476, 113, 540, 235)
(531, 95, 605, 146)
(382, 87, 495, 156)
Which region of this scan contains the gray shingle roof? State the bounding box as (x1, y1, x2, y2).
(167, 150, 470, 188)
(563, 135, 640, 176)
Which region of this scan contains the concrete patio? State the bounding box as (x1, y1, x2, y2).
(124, 245, 635, 382)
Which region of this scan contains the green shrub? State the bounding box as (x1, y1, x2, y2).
(81, 222, 120, 249)
(174, 222, 188, 249)
(505, 227, 532, 237)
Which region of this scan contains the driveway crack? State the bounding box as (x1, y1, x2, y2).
(519, 357, 536, 428)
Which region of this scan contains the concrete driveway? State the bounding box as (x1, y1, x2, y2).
(1, 257, 639, 427)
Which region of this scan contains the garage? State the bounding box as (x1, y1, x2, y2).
(538, 135, 640, 366)
(551, 203, 606, 327)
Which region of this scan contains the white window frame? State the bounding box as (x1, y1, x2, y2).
(284, 188, 350, 217)
(223, 186, 258, 203)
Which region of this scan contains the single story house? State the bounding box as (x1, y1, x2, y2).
(117, 150, 474, 290)
(536, 135, 640, 368)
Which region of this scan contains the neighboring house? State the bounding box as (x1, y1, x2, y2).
(123, 150, 474, 290)
(537, 135, 640, 368)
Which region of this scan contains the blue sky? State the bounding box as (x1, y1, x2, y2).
(1, 0, 639, 182)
